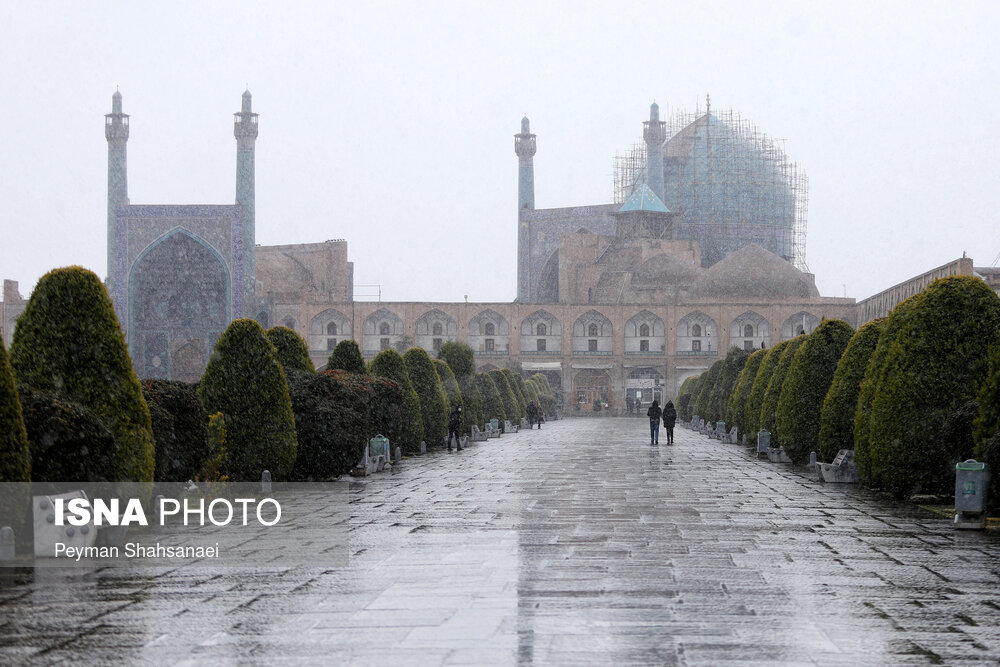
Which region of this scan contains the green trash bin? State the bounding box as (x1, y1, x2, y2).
(955, 459, 990, 530)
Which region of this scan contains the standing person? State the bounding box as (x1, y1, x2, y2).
(448, 405, 463, 451)
(526, 401, 538, 429)
(626, 396, 633, 415)
(646, 399, 662, 445)
(662, 400, 677, 446)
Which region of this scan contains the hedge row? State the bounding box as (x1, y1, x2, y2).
(5, 269, 546, 484)
(682, 275, 1000, 503)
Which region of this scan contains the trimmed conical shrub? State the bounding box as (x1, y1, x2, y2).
(18, 385, 116, 482)
(404, 347, 450, 447)
(692, 360, 724, 423)
(142, 380, 210, 482)
(438, 340, 475, 378)
(776, 319, 855, 463)
(974, 346, 1000, 511)
(726, 348, 767, 434)
(677, 374, 699, 422)
(10, 266, 154, 481)
(433, 359, 464, 413)
(709, 347, 749, 425)
(370, 348, 424, 452)
(817, 318, 885, 462)
(529, 373, 557, 416)
(759, 336, 806, 449)
(477, 373, 506, 425)
(327, 339, 366, 374)
(502, 368, 526, 420)
(488, 369, 518, 426)
(0, 336, 30, 482)
(744, 340, 789, 445)
(266, 326, 315, 373)
(866, 277, 1000, 497)
(286, 369, 367, 480)
(199, 318, 298, 481)
(854, 295, 922, 482)
(458, 375, 484, 433)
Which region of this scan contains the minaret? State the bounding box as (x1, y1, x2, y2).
(234, 89, 258, 299)
(105, 90, 129, 291)
(515, 117, 537, 301)
(514, 116, 536, 211)
(643, 102, 666, 202)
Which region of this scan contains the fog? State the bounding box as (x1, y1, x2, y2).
(1, 0, 998, 302)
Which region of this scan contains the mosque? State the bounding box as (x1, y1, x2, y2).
(4, 92, 869, 408)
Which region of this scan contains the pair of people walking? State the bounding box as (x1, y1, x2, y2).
(646, 399, 677, 445)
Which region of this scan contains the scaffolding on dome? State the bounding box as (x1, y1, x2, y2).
(613, 103, 809, 272)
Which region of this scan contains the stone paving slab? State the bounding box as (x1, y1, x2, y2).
(2, 418, 1000, 665)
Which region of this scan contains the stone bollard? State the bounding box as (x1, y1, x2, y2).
(808, 451, 817, 469)
(395, 446, 402, 464)
(261, 470, 272, 495)
(420, 441, 427, 454)
(460, 435, 468, 449)
(0, 526, 14, 560)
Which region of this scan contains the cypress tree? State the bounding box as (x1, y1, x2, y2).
(759, 336, 806, 450)
(433, 359, 464, 414)
(867, 277, 1000, 497)
(477, 373, 506, 425)
(743, 341, 788, 445)
(853, 295, 922, 482)
(458, 374, 484, 433)
(438, 340, 476, 378)
(199, 319, 298, 481)
(528, 373, 556, 417)
(266, 326, 315, 373)
(404, 347, 450, 447)
(817, 318, 885, 462)
(502, 368, 527, 420)
(726, 348, 767, 435)
(370, 348, 424, 452)
(710, 347, 749, 426)
(488, 369, 519, 425)
(776, 319, 855, 463)
(0, 336, 30, 482)
(142, 380, 210, 483)
(974, 345, 1000, 510)
(18, 385, 116, 482)
(327, 339, 366, 373)
(10, 266, 154, 481)
(692, 360, 724, 422)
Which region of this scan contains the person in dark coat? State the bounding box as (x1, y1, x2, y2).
(448, 405, 463, 451)
(646, 399, 662, 445)
(526, 401, 539, 429)
(662, 400, 677, 445)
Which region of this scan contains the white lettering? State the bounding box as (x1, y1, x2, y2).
(159, 498, 180, 524)
(257, 498, 281, 526)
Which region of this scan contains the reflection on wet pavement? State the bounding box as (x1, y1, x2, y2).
(2, 417, 999, 665)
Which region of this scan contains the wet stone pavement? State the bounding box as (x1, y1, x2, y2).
(3, 418, 1000, 666)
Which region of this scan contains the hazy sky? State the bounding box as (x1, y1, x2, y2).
(2, 1, 998, 303)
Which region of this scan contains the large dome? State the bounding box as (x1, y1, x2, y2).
(692, 244, 818, 299)
(631, 252, 703, 286)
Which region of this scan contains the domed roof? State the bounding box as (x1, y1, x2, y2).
(631, 252, 703, 286)
(692, 245, 818, 298)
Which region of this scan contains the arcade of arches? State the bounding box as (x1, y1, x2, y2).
(282, 300, 853, 411)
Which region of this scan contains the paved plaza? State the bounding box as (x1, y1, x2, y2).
(2, 417, 1000, 665)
